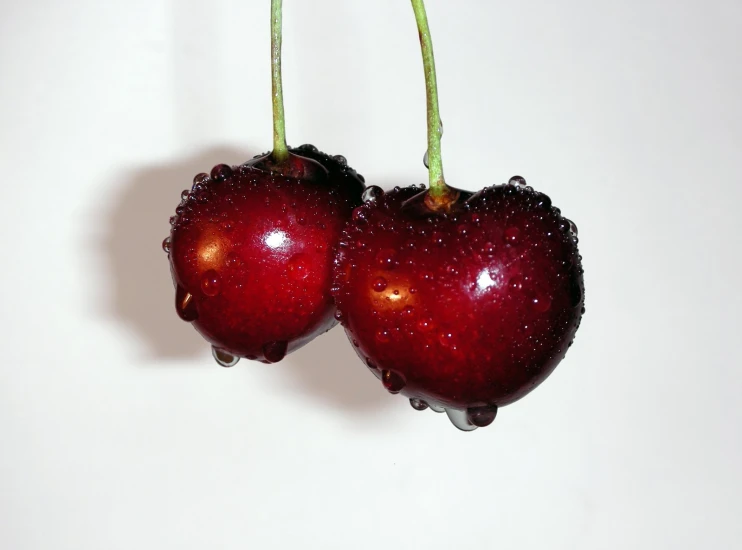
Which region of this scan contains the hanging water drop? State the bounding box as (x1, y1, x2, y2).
(175, 286, 198, 321)
(410, 398, 429, 411)
(467, 405, 498, 427)
(212, 347, 239, 368)
(262, 340, 288, 363)
(381, 370, 406, 393)
(508, 175, 527, 186)
(162, 237, 171, 254)
(445, 408, 478, 431)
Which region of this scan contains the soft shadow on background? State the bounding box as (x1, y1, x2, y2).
(103, 147, 388, 411)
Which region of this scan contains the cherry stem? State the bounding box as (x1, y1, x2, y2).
(271, 0, 289, 162)
(410, 0, 449, 200)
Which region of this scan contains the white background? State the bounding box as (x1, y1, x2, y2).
(1, 0, 740, 548)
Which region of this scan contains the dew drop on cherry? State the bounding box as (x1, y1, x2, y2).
(212, 346, 239, 368)
(287, 253, 310, 280)
(376, 249, 398, 270)
(445, 408, 478, 431)
(508, 175, 527, 186)
(211, 164, 233, 181)
(532, 294, 552, 313)
(376, 329, 391, 343)
(417, 318, 435, 332)
(372, 277, 388, 292)
(410, 398, 429, 411)
(176, 286, 198, 321)
(162, 237, 171, 254)
(193, 173, 209, 188)
(225, 252, 241, 268)
(201, 270, 222, 297)
(262, 340, 288, 363)
(505, 227, 520, 244)
(362, 186, 383, 203)
(382, 370, 406, 394)
(467, 405, 498, 427)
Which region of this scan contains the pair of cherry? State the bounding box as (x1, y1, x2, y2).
(163, 0, 584, 431)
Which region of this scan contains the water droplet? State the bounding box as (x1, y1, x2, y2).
(376, 249, 398, 270)
(288, 253, 310, 280)
(410, 398, 429, 411)
(333, 154, 348, 166)
(169, 216, 177, 225)
(372, 277, 388, 292)
(262, 340, 288, 363)
(508, 175, 527, 186)
(382, 370, 406, 393)
(403, 305, 415, 315)
(200, 270, 222, 297)
(334, 310, 344, 321)
(211, 164, 233, 181)
(509, 276, 523, 291)
(299, 144, 318, 153)
(438, 332, 454, 347)
(417, 318, 435, 332)
(362, 186, 383, 203)
(505, 227, 520, 244)
(445, 408, 478, 431)
(176, 286, 198, 321)
(467, 405, 498, 427)
(536, 193, 552, 209)
(532, 294, 552, 313)
(180, 190, 190, 201)
(162, 237, 171, 254)
(566, 219, 578, 236)
(212, 347, 239, 368)
(192, 173, 210, 188)
(423, 150, 430, 169)
(366, 358, 378, 369)
(376, 329, 391, 343)
(225, 252, 241, 267)
(428, 402, 445, 413)
(352, 207, 367, 223)
(569, 278, 583, 307)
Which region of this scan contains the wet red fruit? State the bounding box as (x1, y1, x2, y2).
(332, 178, 584, 429)
(166, 145, 365, 364)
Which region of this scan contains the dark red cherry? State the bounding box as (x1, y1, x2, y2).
(332, 181, 584, 429)
(167, 147, 365, 364)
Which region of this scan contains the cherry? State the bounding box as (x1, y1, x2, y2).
(166, 147, 364, 365)
(163, 0, 365, 365)
(331, 0, 585, 430)
(333, 179, 584, 427)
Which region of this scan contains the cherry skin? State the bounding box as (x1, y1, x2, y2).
(332, 180, 584, 428)
(166, 145, 365, 364)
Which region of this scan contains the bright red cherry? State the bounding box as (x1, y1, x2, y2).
(332, 179, 584, 430)
(165, 146, 364, 365)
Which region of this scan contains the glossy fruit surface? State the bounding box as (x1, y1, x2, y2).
(166, 145, 365, 364)
(332, 180, 584, 424)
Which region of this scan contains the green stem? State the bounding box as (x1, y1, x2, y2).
(271, 0, 289, 162)
(411, 0, 448, 199)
